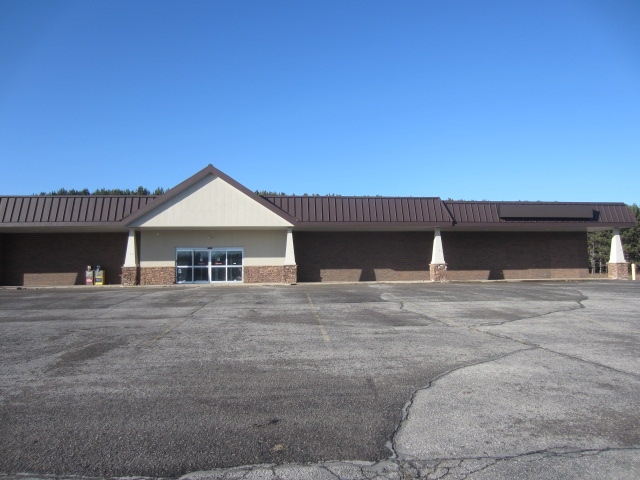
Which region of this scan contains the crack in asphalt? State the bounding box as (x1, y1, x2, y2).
(476, 327, 640, 380)
(381, 291, 591, 332)
(406, 446, 640, 479)
(386, 290, 590, 329)
(6, 448, 640, 480)
(387, 347, 536, 460)
(383, 287, 640, 477)
(142, 303, 209, 349)
(378, 294, 456, 328)
(476, 295, 586, 327)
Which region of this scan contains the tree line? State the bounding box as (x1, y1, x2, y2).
(255, 190, 342, 196)
(39, 186, 166, 196)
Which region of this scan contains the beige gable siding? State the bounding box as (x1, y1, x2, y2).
(139, 230, 287, 267)
(130, 176, 293, 228)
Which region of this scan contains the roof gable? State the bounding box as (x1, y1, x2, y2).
(126, 165, 295, 228)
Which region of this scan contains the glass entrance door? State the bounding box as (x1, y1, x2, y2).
(193, 250, 210, 283)
(176, 248, 243, 283)
(210, 250, 227, 281)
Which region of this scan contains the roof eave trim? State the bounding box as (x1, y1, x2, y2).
(450, 222, 637, 229)
(293, 221, 454, 228)
(0, 221, 127, 228)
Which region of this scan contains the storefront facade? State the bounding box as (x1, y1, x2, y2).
(0, 165, 636, 286)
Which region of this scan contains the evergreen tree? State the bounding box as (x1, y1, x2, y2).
(587, 230, 612, 273)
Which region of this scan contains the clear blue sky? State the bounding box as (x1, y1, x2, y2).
(1, 0, 638, 203)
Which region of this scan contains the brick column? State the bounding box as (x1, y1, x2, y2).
(429, 263, 448, 282)
(284, 265, 298, 284)
(608, 229, 629, 280)
(121, 267, 139, 286)
(429, 228, 448, 282)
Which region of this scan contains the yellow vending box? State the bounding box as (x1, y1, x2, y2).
(94, 267, 105, 286)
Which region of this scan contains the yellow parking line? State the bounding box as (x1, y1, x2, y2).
(306, 293, 331, 343)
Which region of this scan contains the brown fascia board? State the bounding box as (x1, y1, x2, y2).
(290, 221, 452, 229)
(121, 164, 298, 227)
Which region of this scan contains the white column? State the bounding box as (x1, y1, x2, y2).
(609, 229, 625, 263)
(124, 228, 138, 267)
(431, 228, 446, 264)
(284, 228, 296, 265)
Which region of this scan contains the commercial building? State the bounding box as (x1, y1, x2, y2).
(0, 165, 636, 286)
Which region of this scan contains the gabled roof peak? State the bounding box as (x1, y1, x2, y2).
(122, 164, 298, 226)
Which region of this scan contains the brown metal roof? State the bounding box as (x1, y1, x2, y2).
(1, 163, 635, 232)
(444, 201, 637, 228)
(264, 196, 454, 226)
(0, 195, 157, 227)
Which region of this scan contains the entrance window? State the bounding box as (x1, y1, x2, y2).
(176, 250, 194, 283)
(176, 248, 243, 283)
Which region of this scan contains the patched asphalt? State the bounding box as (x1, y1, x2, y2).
(0, 281, 638, 479)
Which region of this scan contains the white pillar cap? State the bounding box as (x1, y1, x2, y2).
(609, 229, 626, 263)
(431, 228, 446, 264)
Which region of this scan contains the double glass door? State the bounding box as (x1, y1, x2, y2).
(176, 248, 243, 283)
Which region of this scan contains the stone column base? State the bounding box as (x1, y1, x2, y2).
(284, 265, 298, 284)
(608, 262, 630, 280)
(121, 266, 139, 286)
(429, 263, 448, 282)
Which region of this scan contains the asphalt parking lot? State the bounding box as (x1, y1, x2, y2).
(0, 281, 639, 479)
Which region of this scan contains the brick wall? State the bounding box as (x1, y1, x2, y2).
(294, 231, 433, 282)
(293, 231, 589, 282)
(244, 265, 297, 283)
(139, 267, 175, 285)
(0, 230, 593, 286)
(444, 231, 589, 280)
(1, 232, 128, 286)
(136, 266, 297, 285)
